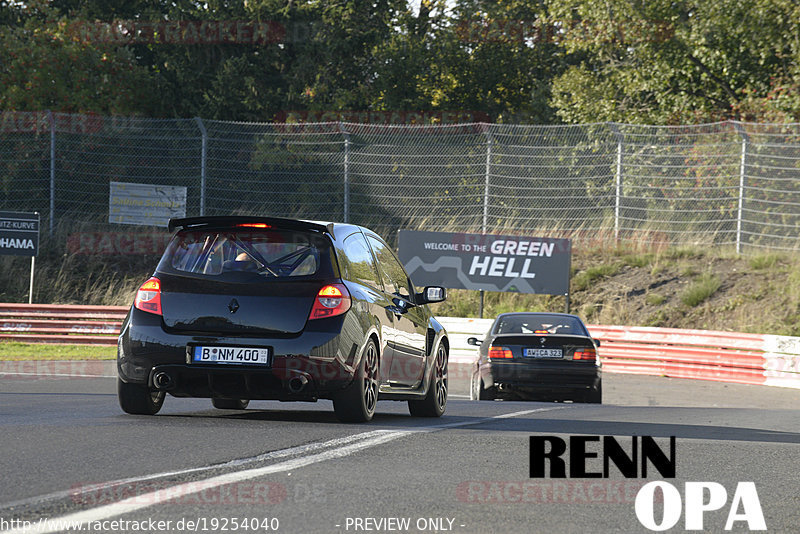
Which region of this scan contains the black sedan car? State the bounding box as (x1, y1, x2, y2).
(468, 312, 601, 403)
(117, 216, 449, 423)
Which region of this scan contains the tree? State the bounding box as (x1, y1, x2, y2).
(0, 1, 158, 114)
(547, 0, 800, 123)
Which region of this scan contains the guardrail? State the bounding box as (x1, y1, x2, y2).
(0, 304, 127, 345)
(1, 307, 799, 389)
(438, 317, 800, 389)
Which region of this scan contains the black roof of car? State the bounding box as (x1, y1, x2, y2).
(494, 312, 584, 320)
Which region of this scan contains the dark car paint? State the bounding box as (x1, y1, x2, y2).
(158, 274, 324, 335)
(118, 218, 448, 405)
(479, 359, 600, 399)
(472, 312, 601, 401)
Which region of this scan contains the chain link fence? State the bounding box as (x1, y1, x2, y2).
(2, 112, 800, 252)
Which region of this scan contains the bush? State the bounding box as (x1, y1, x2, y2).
(680, 273, 721, 307)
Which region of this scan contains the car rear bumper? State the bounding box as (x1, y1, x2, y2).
(480, 359, 601, 393)
(145, 362, 344, 401)
(118, 308, 363, 400)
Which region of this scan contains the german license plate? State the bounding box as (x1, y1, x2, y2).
(524, 348, 563, 359)
(191, 346, 271, 365)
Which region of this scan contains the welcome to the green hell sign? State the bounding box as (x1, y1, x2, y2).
(398, 230, 570, 295)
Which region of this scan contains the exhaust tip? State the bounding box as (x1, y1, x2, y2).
(288, 376, 308, 393)
(153, 371, 174, 390)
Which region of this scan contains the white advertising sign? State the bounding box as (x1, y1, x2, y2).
(109, 182, 187, 227)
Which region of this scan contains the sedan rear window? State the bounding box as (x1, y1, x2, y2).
(493, 314, 588, 336)
(158, 228, 333, 280)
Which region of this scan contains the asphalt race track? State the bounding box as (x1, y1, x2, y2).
(1, 371, 800, 533)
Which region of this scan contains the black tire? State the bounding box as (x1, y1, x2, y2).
(118, 378, 165, 415)
(584, 382, 602, 404)
(408, 343, 448, 417)
(469, 368, 479, 401)
(477, 377, 496, 401)
(212, 398, 250, 410)
(333, 338, 379, 423)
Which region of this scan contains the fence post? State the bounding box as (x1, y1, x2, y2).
(194, 117, 207, 216)
(733, 122, 748, 254)
(479, 127, 493, 319)
(609, 123, 623, 243)
(483, 129, 492, 233)
(341, 124, 351, 223)
(47, 110, 55, 236)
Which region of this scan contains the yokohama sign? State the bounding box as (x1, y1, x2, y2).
(0, 211, 39, 257)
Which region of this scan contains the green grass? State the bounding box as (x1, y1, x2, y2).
(650, 262, 668, 276)
(621, 253, 654, 268)
(645, 293, 666, 306)
(0, 342, 116, 361)
(748, 253, 781, 270)
(661, 246, 705, 260)
(680, 273, 721, 307)
(572, 263, 622, 291)
(645, 309, 669, 327)
(581, 303, 600, 320)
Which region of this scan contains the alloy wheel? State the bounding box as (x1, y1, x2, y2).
(363, 341, 379, 415)
(434, 345, 448, 410)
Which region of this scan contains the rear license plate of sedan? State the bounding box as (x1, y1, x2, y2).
(524, 348, 563, 359)
(191, 346, 271, 365)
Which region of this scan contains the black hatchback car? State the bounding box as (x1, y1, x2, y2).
(117, 216, 449, 422)
(468, 312, 601, 403)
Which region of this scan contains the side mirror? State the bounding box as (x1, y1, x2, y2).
(467, 337, 482, 346)
(416, 286, 446, 304)
(593, 338, 601, 347)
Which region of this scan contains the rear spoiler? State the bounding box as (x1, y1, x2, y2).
(168, 216, 334, 235)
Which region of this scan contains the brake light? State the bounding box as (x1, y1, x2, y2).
(488, 346, 513, 359)
(236, 223, 271, 228)
(309, 284, 351, 319)
(573, 348, 597, 361)
(134, 277, 162, 316)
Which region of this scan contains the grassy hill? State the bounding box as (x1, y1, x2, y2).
(435, 244, 800, 336)
(2, 240, 798, 336)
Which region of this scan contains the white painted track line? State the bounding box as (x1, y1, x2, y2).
(1, 407, 566, 534)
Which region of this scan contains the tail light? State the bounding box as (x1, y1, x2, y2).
(573, 347, 597, 361)
(309, 284, 351, 320)
(134, 277, 162, 316)
(488, 346, 513, 359)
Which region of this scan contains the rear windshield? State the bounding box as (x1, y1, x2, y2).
(493, 314, 588, 336)
(157, 228, 334, 280)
